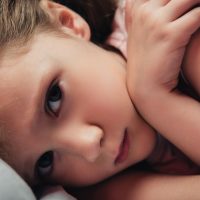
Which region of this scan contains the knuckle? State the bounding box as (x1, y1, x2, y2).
(193, 8, 200, 20)
(185, 0, 192, 4)
(137, 3, 153, 23)
(157, 26, 171, 41)
(148, 17, 169, 40)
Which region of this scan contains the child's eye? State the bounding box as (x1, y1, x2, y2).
(36, 151, 54, 178)
(46, 82, 62, 116)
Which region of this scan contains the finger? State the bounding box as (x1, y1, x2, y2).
(125, 0, 149, 30)
(133, 0, 149, 8)
(125, 0, 133, 30)
(165, 0, 200, 21)
(151, 0, 171, 6)
(169, 7, 200, 41)
(134, 0, 149, 4)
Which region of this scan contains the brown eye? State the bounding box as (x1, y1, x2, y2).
(37, 151, 54, 177)
(46, 83, 62, 116)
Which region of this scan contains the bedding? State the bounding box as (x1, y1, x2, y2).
(0, 159, 36, 200)
(0, 159, 76, 200)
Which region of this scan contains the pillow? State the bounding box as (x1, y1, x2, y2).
(0, 159, 77, 200)
(40, 188, 77, 200)
(0, 159, 36, 200)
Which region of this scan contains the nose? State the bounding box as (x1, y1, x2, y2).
(58, 125, 104, 162)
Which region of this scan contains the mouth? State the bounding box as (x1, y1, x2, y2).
(114, 129, 129, 165)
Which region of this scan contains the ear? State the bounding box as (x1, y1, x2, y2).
(41, 0, 91, 40)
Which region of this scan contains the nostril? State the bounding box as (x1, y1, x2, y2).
(88, 123, 104, 147)
(100, 137, 104, 147)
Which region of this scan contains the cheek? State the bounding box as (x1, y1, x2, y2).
(68, 61, 133, 126)
(54, 156, 110, 186)
(82, 78, 133, 123)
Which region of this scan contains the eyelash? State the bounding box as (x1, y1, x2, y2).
(36, 151, 54, 179)
(45, 81, 62, 117)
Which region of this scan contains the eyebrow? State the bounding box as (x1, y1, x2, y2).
(29, 68, 54, 119)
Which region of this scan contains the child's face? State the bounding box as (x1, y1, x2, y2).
(0, 33, 156, 187)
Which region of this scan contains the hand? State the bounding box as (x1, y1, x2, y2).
(126, 0, 200, 99)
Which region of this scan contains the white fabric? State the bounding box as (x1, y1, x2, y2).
(41, 190, 77, 200)
(0, 159, 36, 200)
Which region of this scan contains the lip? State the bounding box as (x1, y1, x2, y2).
(114, 129, 129, 165)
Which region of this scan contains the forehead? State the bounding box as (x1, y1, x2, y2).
(0, 34, 59, 180)
(0, 32, 91, 123)
(0, 32, 68, 102)
(0, 41, 50, 120)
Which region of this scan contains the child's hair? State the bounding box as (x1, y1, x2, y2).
(0, 0, 117, 164)
(0, 0, 54, 50)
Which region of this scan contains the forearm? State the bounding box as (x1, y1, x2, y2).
(77, 170, 200, 200)
(133, 87, 200, 165)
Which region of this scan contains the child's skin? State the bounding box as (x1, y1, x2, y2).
(1, 1, 200, 199)
(183, 29, 200, 96)
(126, 0, 200, 165)
(77, 171, 200, 200)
